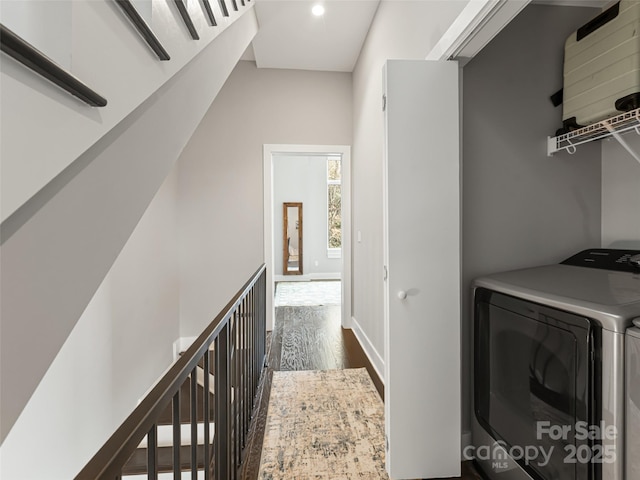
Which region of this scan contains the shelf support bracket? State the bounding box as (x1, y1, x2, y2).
(547, 136, 577, 156)
(604, 120, 640, 165)
(547, 136, 557, 157)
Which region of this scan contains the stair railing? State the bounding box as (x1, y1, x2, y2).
(75, 264, 267, 480)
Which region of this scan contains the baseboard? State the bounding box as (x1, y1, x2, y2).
(308, 272, 341, 280)
(350, 316, 385, 385)
(274, 272, 341, 282)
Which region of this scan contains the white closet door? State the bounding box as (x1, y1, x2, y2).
(383, 59, 461, 479)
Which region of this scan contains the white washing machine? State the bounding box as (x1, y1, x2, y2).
(471, 249, 640, 480)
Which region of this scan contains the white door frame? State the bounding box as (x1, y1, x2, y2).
(426, 0, 530, 62)
(263, 144, 352, 332)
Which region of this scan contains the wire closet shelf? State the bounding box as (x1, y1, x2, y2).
(547, 107, 640, 163)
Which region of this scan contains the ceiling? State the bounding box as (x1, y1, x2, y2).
(245, 0, 611, 73)
(247, 0, 380, 72)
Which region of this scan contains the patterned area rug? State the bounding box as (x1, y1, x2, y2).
(274, 281, 341, 307)
(258, 368, 388, 479)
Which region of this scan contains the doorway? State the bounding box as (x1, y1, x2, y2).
(263, 144, 351, 332)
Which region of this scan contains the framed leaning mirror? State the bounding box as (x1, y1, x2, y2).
(283, 202, 303, 275)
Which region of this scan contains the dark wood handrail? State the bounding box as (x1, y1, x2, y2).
(0, 24, 107, 107)
(75, 264, 267, 479)
(202, 0, 218, 26)
(218, 0, 230, 17)
(174, 0, 200, 40)
(114, 0, 171, 61)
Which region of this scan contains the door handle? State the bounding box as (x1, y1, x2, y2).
(397, 290, 407, 300)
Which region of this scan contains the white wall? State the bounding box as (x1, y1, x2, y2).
(0, 168, 180, 480)
(0, 0, 252, 222)
(1, 0, 72, 68)
(177, 61, 352, 338)
(351, 0, 467, 376)
(0, 10, 258, 443)
(273, 155, 342, 277)
(602, 134, 640, 246)
(462, 3, 602, 436)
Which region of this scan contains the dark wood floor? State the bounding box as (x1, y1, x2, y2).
(238, 304, 482, 480)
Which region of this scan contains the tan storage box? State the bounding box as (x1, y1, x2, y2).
(562, 0, 640, 129)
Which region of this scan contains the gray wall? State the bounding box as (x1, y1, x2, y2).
(177, 61, 352, 338)
(462, 4, 602, 433)
(602, 134, 640, 246)
(273, 155, 342, 277)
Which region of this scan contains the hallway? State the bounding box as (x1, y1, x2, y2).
(273, 280, 345, 371)
(240, 281, 382, 479)
(239, 281, 480, 480)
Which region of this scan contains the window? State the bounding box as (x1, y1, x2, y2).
(327, 157, 341, 258)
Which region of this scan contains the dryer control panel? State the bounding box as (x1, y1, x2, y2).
(562, 248, 640, 273)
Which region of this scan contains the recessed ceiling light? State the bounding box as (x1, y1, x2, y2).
(312, 4, 325, 16)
